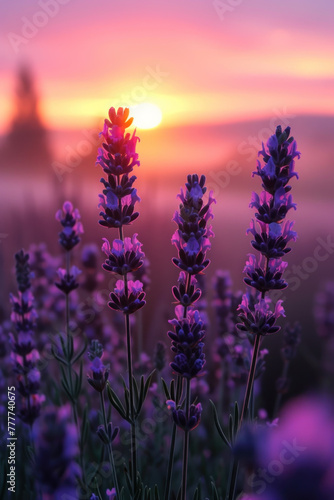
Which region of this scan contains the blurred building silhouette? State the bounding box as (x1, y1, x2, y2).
(0, 65, 52, 174)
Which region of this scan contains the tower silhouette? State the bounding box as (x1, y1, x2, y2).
(0, 65, 52, 174)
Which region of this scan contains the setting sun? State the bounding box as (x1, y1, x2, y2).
(130, 102, 163, 129)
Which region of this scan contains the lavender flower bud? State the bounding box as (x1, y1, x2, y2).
(55, 201, 83, 251)
(166, 400, 202, 432)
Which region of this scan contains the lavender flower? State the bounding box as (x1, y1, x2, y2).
(226, 126, 300, 499)
(168, 175, 214, 382)
(167, 400, 202, 432)
(108, 279, 145, 314)
(87, 357, 109, 393)
(168, 308, 205, 379)
(238, 126, 300, 339)
(165, 175, 214, 500)
(95, 107, 146, 496)
(55, 201, 83, 251)
(55, 265, 81, 294)
(172, 174, 215, 275)
(102, 234, 144, 275)
(96, 107, 140, 229)
(9, 250, 43, 427)
(237, 294, 285, 337)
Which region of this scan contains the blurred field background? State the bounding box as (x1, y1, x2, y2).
(1, 0, 334, 410)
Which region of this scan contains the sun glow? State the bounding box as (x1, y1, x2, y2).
(130, 103, 163, 129)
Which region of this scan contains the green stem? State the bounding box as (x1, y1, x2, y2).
(225, 333, 262, 500)
(181, 378, 191, 500)
(164, 376, 183, 500)
(164, 422, 177, 500)
(100, 391, 120, 498)
(118, 222, 137, 496)
(64, 250, 86, 486)
(240, 333, 261, 427)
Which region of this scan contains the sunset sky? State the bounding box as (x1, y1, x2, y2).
(0, 0, 333, 133)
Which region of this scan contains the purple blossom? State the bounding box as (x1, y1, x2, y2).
(237, 294, 285, 337)
(243, 254, 288, 292)
(250, 188, 296, 224)
(254, 125, 300, 194)
(9, 250, 43, 426)
(166, 400, 202, 432)
(252, 397, 334, 500)
(168, 308, 206, 379)
(172, 271, 202, 307)
(56, 201, 83, 251)
(106, 487, 117, 500)
(102, 233, 144, 275)
(108, 279, 146, 314)
(97, 107, 141, 230)
(247, 219, 297, 259)
(55, 265, 81, 294)
(172, 174, 215, 275)
(87, 356, 109, 393)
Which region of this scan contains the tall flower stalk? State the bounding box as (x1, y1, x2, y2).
(226, 125, 301, 500)
(53, 201, 87, 486)
(9, 250, 44, 436)
(165, 174, 215, 500)
(87, 340, 120, 499)
(97, 107, 145, 497)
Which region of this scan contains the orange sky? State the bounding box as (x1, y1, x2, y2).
(0, 0, 333, 132)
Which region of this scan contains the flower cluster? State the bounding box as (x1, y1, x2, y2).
(167, 400, 202, 431)
(237, 126, 300, 336)
(168, 308, 205, 379)
(55, 265, 81, 295)
(172, 174, 215, 275)
(167, 175, 214, 433)
(55, 201, 83, 295)
(97, 107, 140, 229)
(87, 340, 110, 394)
(9, 250, 44, 425)
(169, 175, 215, 381)
(55, 201, 83, 251)
(98, 107, 146, 314)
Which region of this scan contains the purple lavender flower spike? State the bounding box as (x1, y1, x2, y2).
(239, 125, 300, 341)
(172, 174, 215, 275)
(96, 107, 141, 229)
(87, 357, 110, 393)
(254, 125, 300, 194)
(9, 250, 44, 427)
(168, 309, 206, 379)
(96, 107, 145, 496)
(165, 175, 214, 500)
(56, 201, 83, 251)
(231, 125, 300, 482)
